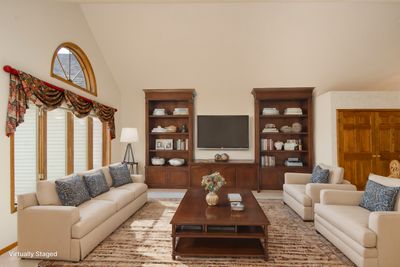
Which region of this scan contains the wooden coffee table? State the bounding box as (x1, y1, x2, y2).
(170, 189, 270, 260)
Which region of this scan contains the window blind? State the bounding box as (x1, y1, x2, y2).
(93, 117, 103, 169)
(74, 117, 88, 172)
(47, 109, 67, 180)
(14, 105, 37, 199)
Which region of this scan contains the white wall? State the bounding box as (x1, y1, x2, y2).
(0, 0, 121, 249)
(314, 91, 400, 166)
(81, 2, 400, 171)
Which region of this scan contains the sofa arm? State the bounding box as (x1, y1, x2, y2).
(320, 190, 364, 206)
(17, 192, 39, 211)
(305, 183, 357, 204)
(18, 205, 80, 260)
(369, 212, 400, 267)
(284, 172, 311, 185)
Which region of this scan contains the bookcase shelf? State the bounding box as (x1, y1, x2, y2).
(144, 89, 195, 188)
(252, 88, 314, 190)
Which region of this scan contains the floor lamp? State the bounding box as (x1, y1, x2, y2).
(120, 128, 138, 174)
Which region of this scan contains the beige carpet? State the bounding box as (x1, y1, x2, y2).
(39, 199, 354, 266)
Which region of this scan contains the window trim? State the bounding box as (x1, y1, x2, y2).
(50, 42, 97, 96)
(10, 134, 16, 214)
(10, 109, 111, 214)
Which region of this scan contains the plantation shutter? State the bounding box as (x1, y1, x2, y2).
(74, 117, 88, 172)
(93, 117, 103, 169)
(47, 109, 67, 180)
(14, 105, 38, 199)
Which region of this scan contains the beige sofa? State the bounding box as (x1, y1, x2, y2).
(315, 174, 400, 267)
(283, 166, 356, 220)
(17, 164, 148, 262)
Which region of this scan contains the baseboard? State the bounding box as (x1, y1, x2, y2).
(0, 242, 17, 255)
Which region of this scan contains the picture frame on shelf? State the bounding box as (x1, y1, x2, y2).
(155, 139, 165, 150)
(164, 139, 173, 150)
(155, 139, 173, 150)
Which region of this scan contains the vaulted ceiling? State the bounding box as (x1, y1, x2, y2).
(79, 1, 400, 94)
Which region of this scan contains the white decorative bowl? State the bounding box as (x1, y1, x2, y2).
(151, 157, 165, 166)
(280, 125, 292, 133)
(169, 158, 185, 166)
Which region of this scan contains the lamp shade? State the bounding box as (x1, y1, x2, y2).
(120, 128, 138, 143)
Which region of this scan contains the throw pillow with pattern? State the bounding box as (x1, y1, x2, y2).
(311, 165, 330, 183)
(83, 170, 110, 198)
(109, 163, 132, 187)
(360, 180, 400, 212)
(55, 174, 91, 206)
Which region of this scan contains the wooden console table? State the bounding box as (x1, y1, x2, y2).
(170, 189, 270, 260)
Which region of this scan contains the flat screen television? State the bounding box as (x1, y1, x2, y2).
(197, 115, 249, 149)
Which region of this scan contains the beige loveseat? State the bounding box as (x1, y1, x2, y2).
(315, 174, 400, 267)
(283, 165, 356, 220)
(17, 164, 148, 262)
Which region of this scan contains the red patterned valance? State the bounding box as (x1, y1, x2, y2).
(5, 67, 117, 139)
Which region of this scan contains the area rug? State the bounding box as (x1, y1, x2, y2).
(39, 199, 354, 266)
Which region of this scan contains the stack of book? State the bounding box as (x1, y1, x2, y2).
(261, 138, 274, 151)
(284, 157, 303, 167)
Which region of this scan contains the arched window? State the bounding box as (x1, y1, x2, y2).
(51, 42, 97, 96)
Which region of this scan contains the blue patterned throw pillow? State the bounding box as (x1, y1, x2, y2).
(83, 170, 109, 198)
(55, 175, 91, 206)
(311, 165, 330, 183)
(360, 180, 400, 212)
(109, 163, 132, 187)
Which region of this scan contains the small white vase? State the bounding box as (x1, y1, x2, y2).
(206, 191, 219, 206)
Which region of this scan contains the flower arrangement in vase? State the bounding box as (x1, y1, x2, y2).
(201, 172, 226, 206)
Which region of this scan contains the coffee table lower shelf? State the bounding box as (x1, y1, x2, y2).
(174, 237, 265, 259)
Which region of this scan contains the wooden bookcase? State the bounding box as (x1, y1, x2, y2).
(144, 89, 195, 188)
(252, 88, 314, 190)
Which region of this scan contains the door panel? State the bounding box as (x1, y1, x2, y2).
(374, 112, 400, 176)
(338, 111, 374, 190)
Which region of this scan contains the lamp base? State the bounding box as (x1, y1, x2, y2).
(123, 144, 138, 174)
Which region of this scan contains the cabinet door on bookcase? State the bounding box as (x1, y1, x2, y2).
(166, 168, 189, 188)
(236, 166, 257, 190)
(260, 169, 283, 190)
(190, 166, 209, 188)
(210, 166, 236, 188)
(146, 167, 166, 187)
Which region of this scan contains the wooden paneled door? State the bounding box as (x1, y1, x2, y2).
(337, 110, 400, 190)
(374, 111, 400, 176)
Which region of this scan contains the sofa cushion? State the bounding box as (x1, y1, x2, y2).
(369, 174, 400, 211)
(94, 188, 134, 210)
(102, 166, 114, 187)
(319, 163, 344, 184)
(55, 175, 91, 206)
(36, 180, 61, 206)
(83, 170, 109, 198)
(283, 184, 312, 207)
(118, 183, 148, 199)
(360, 179, 399, 212)
(109, 163, 133, 187)
(71, 199, 117, 239)
(311, 165, 329, 183)
(315, 204, 376, 247)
